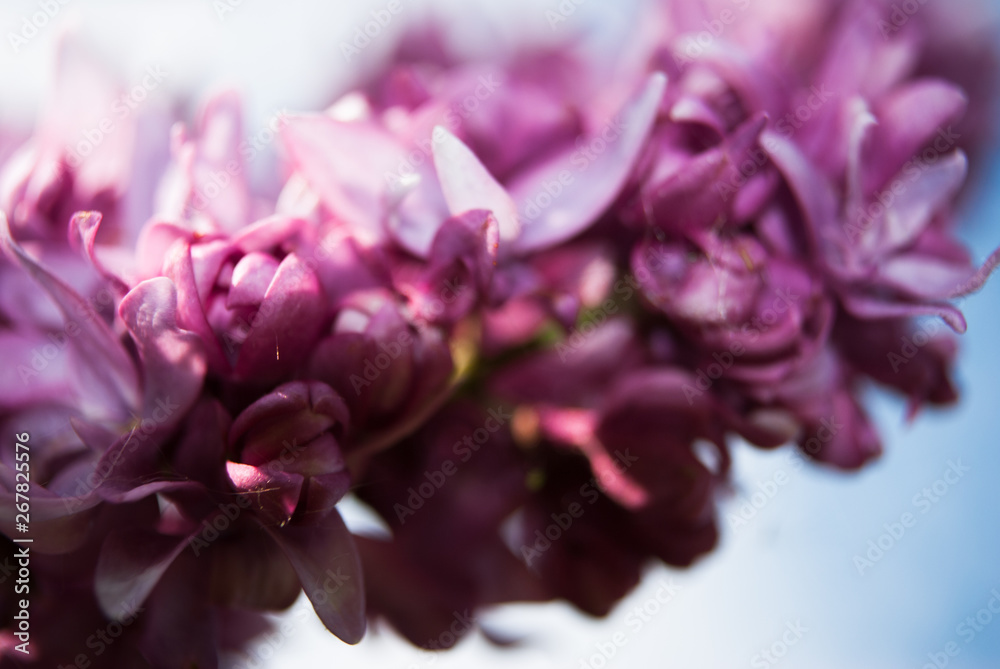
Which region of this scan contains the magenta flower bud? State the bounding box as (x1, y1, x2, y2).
(146, 215, 332, 386)
(307, 289, 454, 432)
(228, 380, 351, 519)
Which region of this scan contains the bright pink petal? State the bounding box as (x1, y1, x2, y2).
(432, 127, 520, 249)
(119, 278, 207, 433)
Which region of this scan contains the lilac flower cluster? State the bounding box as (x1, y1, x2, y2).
(0, 0, 997, 665)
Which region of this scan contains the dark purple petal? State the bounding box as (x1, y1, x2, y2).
(229, 380, 349, 466)
(140, 555, 219, 669)
(266, 509, 366, 644)
(208, 524, 302, 611)
(95, 528, 195, 619)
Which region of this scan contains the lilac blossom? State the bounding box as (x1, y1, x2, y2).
(0, 0, 998, 663)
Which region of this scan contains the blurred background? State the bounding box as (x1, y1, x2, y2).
(1, 1, 999, 667)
